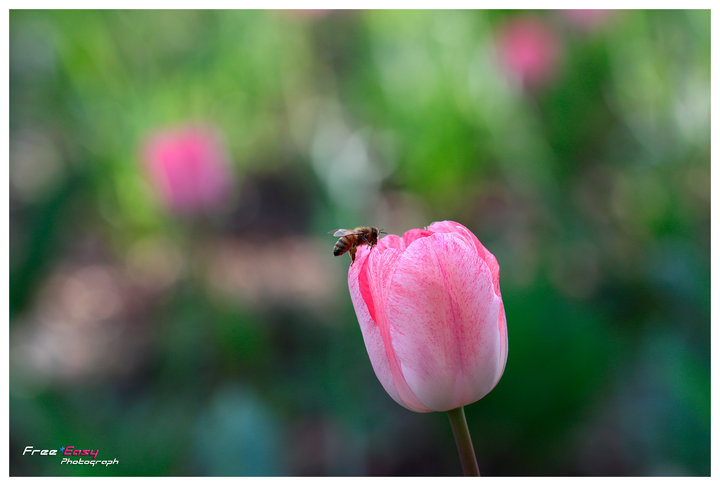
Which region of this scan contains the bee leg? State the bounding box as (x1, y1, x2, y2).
(349, 246, 357, 264)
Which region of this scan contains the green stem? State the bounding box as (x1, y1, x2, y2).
(447, 406, 480, 476)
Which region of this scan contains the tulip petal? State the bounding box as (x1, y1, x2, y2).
(385, 232, 504, 411)
(401, 228, 433, 248)
(349, 240, 432, 412)
(496, 300, 509, 385)
(428, 220, 502, 298)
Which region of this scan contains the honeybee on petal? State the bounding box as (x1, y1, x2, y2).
(330, 226, 384, 264)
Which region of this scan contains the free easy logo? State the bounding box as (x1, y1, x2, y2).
(24, 445, 98, 458)
(23, 445, 118, 467)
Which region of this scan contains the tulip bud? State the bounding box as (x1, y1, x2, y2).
(141, 125, 234, 215)
(348, 221, 508, 412)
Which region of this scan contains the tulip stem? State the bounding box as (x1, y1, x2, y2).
(447, 406, 480, 476)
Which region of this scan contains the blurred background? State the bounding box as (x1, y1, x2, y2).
(9, 10, 709, 476)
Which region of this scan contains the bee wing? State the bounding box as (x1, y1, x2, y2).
(331, 229, 355, 237)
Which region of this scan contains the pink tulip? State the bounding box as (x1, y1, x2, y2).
(496, 16, 561, 90)
(348, 221, 508, 412)
(142, 125, 234, 215)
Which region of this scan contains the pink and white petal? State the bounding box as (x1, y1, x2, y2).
(377, 233, 405, 251)
(494, 301, 509, 386)
(354, 233, 403, 263)
(351, 243, 431, 412)
(348, 251, 403, 407)
(428, 221, 501, 298)
(401, 228, 433, 248)
(425, 220, 460, 234)
(385, 232, 503, 411)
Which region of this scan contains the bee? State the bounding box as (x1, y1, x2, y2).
(330, 226, 384, 264)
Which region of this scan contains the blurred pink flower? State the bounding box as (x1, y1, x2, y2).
(142, 125, 234, 214)
(497, 16, 561, 90)
(348, 221, 508, 412)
